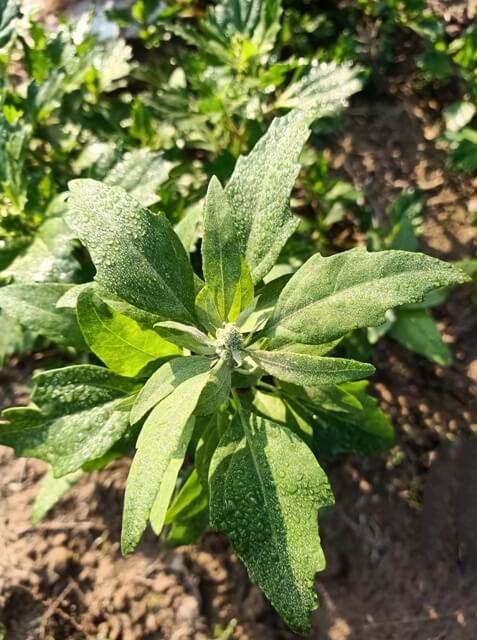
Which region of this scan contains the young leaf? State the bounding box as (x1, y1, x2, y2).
(154, 321, 215, 355)
(250, 349, 375, 385)
(389, 309, 452, 366)
(77, 289, 181, 377)
(202, 176, 242, 323)
(121, 369, 211, 553)
(0, 366, 138, 476)
(0, 283, 85, 349)
(32, 467, 83, 524)
(264, 248, 470, 347)
(209, 410, 334, 634)
(130, 356, 213, 424)
(67, 180, 196, 324)
(225, 108, 311, 284)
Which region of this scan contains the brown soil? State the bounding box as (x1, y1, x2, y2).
(2, 5, 477, 640)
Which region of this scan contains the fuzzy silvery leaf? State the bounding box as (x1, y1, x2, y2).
(209, 410, 334, 634)
(275, 62, 362, 112)
(77, 289, 181, 377)
(104, 149, 174, 208)
(250, 349, 375, 386)
(67, 180, 196, 324)
(121, 369, 211, 553)
(0, 366, 138, 476)
(202, 176, 243, 322)
(264, 248, 470, 347)
(225, 109, 312, 284)
(130, 356, 213, 424)
(0, 283, 85, 349)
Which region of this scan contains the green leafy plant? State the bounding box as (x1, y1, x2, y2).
(0, 103, 468, 633)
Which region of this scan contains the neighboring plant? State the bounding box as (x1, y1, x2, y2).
(0, 105, 468, 632)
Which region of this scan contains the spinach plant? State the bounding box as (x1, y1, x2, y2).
(0, 104, 468, 633)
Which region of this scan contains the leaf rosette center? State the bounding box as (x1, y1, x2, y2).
(215, 322, 244, 366)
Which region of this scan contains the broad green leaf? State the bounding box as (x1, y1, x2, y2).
(57, 282, 160, 326)
(0, 0, 19, 49)
(154, 321, 215, 354)
(283, 381, 394, 457)
(104, 149, 174, 208)
(389, 309, 452, 366)
(201, 176, 242, 322)
(32, 467, 83, 524)
(250, 349, 375, 385)
(264, 248, 469, 347)
(121, 369, 211, 553)
(77, 289, 181, 377)
(209, 410, 334, 634)
(0, 283, 85, 349)
(0, 366, 138, 476)
(67, 180, 196, 324)
(130, 356, 213, 424)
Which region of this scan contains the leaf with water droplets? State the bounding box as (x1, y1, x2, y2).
(249, 349, 375, 386)
(121, 369, 211, 553)
(77, 288, 181, 377)
(225, 109, 310, 284)
(209, 409, 334, 634)
(67, 180, 196, 324)
(0, 365, 138, 476)
(264, 248, 470, 347)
